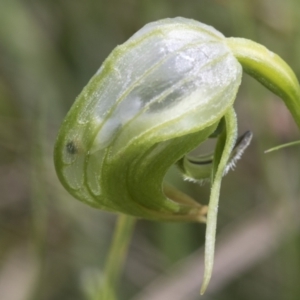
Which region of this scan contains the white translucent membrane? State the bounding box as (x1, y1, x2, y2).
(62, 154, 85, 190)
(109, 41, 241, 155)
(129, 17, 224, 41)
(83, 17, 224, 130)
(85, 150, 105, 196)
(88, 19, 240, 154)
(62, 153, 102, 206)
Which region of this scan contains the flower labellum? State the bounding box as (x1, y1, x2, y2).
(54, 17, 300, 294)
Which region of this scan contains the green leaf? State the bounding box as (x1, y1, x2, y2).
(265, 140, 300, 153)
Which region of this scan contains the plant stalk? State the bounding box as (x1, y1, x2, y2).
(92, 214, 136, 300)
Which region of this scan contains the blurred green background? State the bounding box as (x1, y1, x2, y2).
(1, 0, 300, 299)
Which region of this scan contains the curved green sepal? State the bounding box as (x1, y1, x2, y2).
(226, 37, 300, 129)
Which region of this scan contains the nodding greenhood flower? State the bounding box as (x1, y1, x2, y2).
(54, 17, 300, 294)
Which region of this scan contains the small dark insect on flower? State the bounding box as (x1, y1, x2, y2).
(66, 141, 77, 154)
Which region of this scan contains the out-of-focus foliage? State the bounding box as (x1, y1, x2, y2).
(0, 0, 300, 299)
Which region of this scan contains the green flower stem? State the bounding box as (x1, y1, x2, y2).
(94, 214, 136, 300)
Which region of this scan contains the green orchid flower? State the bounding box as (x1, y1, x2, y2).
(54, 17, 300, 295)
